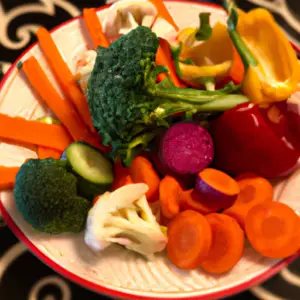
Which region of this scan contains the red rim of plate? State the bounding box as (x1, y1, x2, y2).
(0, 1, 299, 300)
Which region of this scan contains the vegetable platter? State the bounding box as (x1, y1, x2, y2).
(1, 0, 300, 299)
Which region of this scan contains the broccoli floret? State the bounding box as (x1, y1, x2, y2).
(14, 158, 91, 234)
(87, 26, 248, 165)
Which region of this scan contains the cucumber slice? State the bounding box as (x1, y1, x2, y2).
(65, 142, 113, 185)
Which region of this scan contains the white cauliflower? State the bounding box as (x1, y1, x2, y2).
(84, 183, 167, 259)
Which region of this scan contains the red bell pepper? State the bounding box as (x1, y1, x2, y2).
(211, 102, 299, 178)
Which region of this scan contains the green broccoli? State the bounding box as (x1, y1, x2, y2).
(87, 26, 248, 165)
(14, 158, 91, 234)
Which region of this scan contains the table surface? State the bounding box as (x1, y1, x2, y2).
(0, 0, 300, 299)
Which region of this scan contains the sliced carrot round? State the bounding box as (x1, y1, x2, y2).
(245, 202, 300, 258)
(159, 175, 181, 219)
(130, 156, 160, 202)
(167, 210, 212, 270)
(181, 189, 222, 214)
(223, 174, 273, 229)
(200, 213, 244, 274)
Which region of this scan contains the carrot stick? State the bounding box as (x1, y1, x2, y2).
(149, 0, 179, 31)
(36, 27, 95, 133)
(20, 57, 103, 151)
(0, 166, 20, 189)
(37, 147, 62, 159)
(167, 210, 212, 270)
(0, 113, 72, 152)
(130, 156, 160, 203)
(112, 160, 133, 191)
(181, 189, 224, 214)
(83, 8, 109, 48)
(156, 38, 185, 88)
(159, 175, 181, 219)
(200, 213, 244, 274)
(245, 202, 300, 258)
(223, 174, 273, 230)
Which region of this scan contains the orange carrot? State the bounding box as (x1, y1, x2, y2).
(228, 47, 244, 84)
(156, 38, 185, 88)
(83, 8, 109, 48)
(167, 210, 212, 270)
(20, 57, 104, 151)
(0, 113, 72, 152)
(0, 166, 20, 189)
(112, 160, 133, 191)
(37, 147, 62, 159)
(200, 213, 244, 274)
(159, 175, 181, 219)
(223, 174, 273, 230)
(245, 202, 300, 259)
(36, 27, 95, 133)
(130, 156, 160, 203)
(181, 189, 223, 214)
(149, 0, 179, 31)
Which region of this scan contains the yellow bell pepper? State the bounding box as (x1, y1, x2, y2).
(228, 8, 300, 104)
(176, 22, 234, 83)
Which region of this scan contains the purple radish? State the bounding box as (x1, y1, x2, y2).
(159, 122, 214, 176)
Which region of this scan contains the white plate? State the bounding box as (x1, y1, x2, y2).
(0, 1, 299, 299)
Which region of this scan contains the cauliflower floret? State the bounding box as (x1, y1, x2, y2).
(84, 183, 167, 259)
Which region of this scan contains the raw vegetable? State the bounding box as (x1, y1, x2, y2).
(226, 8, 300, 104)
(156, 38, 184, 87)
(37, 147, 62, 159)
(200, 213, 244, 274)
(84, 183, 167, 258)
(87, 26, 249, 164)
(64, 142, 113, 200)
(130, 156, 160, 202)
(159, 122, 214, 176)
(148, 0, 179, 31)
(181, 189, 224, 214)
(83, 8, 110, 48)
(245, 202, 300, 258)
(195, 168, 240, 210)
(223, 174, 273, 229)
(20, 57, 103, 151)
(167, 210, 212, 270)
(0, 166, 20, 189)
(0, 113, 72, 152)
(36, 27, 95, 132)
(112, 159, 133, 191)
(159, 175, 181, 219)
(211, 102, 299, 178)
(14, 158, 92, 234)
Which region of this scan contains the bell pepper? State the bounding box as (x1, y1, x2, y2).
(227, 8, 300, 104)
(176, 15, 244, 86)
(211, 102, 299, 178)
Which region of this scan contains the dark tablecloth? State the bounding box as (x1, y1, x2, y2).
(0, 0, 300, 299)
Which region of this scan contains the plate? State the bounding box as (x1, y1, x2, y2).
(0, 1, 299, 299)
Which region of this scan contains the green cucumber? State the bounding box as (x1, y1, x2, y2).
(65, 142, 114, 185)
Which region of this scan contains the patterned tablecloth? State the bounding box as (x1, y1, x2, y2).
(0, 0, 300, 299)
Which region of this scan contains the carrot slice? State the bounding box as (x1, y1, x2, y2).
(159, 175, 181, 219)
(83, 8, 109, 48)
(130, 156, 160, 203)
(167, 210, 212, 270)
(112, 160, 133, 191)
(20, 57, 103, 150)
(245, 202, 300, 258)
(149, 0, 179, 31)
(37, 147, 62, 159)
(223, 174, 273, 229)
(181, 189, 223, 214)
(156, 38, 185, 88)
(0, 166, 20, 189)
(0, 113, 72, 152)
(36, 27, 95, 132)
(200, 213, 244, 274)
